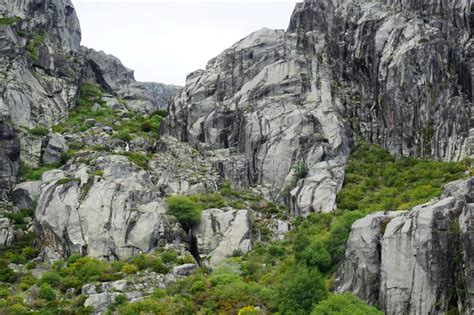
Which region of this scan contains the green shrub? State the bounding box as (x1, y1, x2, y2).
(276, 265, 328, 315)
(121, 263, 139, 275)
(0, 261, 17, 283)
(160, 250, 178, 264)
(293, 162, 309, 180)
(166, 196, 203, 230)
(0, 16, 21, 26)
(19, 162, 62, 181)
(19, 273, 37, 291)
(56, 178, 81, 185)
(26, 32, 45, 61)
(39, 283, 57, 301)
(311, 293, 382, 315)
(152, 259, 169, 274)
(22, 246, 39, 260)
(114, 130, 133, 142)
(29, 127, 49, 137)
(336, 143, 467, 213)
(119, 152, 150, 169)
(39, 272, 62, 286)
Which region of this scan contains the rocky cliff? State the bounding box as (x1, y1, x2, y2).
(335, 178, 474, 314)
(164, 0, 473, 216)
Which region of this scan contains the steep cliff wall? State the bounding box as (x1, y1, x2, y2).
(335, 178, 474, 314)
(163, 0, 473, 216)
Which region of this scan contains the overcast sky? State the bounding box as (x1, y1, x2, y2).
(73, 1, 298, 86)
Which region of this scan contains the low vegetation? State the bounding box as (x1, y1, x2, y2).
(19, 161, 62, 181)
(26, 32, 45, 62)
(0, 16, 21, 26)
(53, 83, 167, 144)
(1, 144, 469, 314)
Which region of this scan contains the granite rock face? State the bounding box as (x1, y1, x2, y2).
(193, 208, 253, 266)
(163, 0, 473, 216)
(0, 115, 20, 199)
(82, 48, 181, 113)
(335, 178, 474, 315)
(163, 28, 350, 216)
(0, 217, 15, 247)
(34, 155, 186, 260)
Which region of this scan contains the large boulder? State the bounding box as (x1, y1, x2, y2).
(335, 178, 474, 314)
(42, 133, 68, 165)
(34, 155, 186, 260)
(0, 217, 15, 247)
(194, 208, 253, 266)
(334, 211, 404, 304)
(11, 180, 41, 210)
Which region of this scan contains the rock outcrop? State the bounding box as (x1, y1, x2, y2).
(194, 208, 253, 266)
(0, 115, 20, 198)
(34, 155, 186, 260)
(163, 0, 473, 216)
(0, 217, 15, 247)
(82, 48, 180, 113)
(335, 178, 474, 315)
(0, 0, 179, 197)
(163, 28, 350, 216)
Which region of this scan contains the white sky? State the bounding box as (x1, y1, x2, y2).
(73, 1, 299, 86)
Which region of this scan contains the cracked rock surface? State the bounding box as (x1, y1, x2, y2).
(335, 178, 474, 314)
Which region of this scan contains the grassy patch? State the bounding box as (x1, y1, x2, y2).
(337, 143, 467, 212)
(29, 127, 49, 137)
(26, 32, 45, 62)
(19, 162, 62, 181)
(56, 178, 81, 185)
(0, 16, 21, 26)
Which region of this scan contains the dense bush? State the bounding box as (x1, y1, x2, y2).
(311, 293, 383, 315)
(166, 196, 203, 230)
(276, 264, 328, 314)
(29, 127, 49, 137)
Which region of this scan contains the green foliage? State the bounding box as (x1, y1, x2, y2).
(276, 264, 328, 315)
(293, 162, 309, 180)
(19, 161, 62, 181)
(118, 296, 194, 315)
(337, 143, 467, 212)
(0, 260, 17, 283)
(311, 293, 383, 315)
(121, 263, 139, 275)
(39, 272, 62, 287)
(166, 196, 203, 230)
(114, 130, 132, 142)
(39, 283, 56, 301)
(4, 208, 35, 230)
(56, 178, 81, 185)
(0, 16, 21, 26)
(119, 152, 151, 168)
(29, 126, 49, 137)
(26, 32, 45, 61)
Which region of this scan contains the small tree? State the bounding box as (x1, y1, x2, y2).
(166, 196, 202, 230)
(276, 264, 328, 314)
